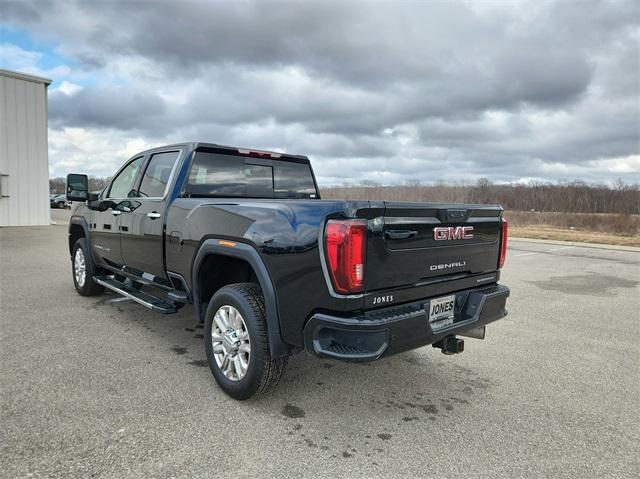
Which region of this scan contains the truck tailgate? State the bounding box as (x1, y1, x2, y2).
(366, 202, 503, 292)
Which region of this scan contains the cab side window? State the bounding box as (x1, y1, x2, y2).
(107, 156, 143, 199)
(138, 151, 179, 198)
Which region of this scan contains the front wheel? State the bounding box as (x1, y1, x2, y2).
(71, 238, 105, 296)
(204, 283, 287, 400)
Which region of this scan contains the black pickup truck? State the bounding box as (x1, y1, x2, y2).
(66, 142, 510, 399)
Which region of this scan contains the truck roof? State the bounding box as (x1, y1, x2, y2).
(139, 142, 310, 162)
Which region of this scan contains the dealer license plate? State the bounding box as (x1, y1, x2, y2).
(428, 295, 455, 331)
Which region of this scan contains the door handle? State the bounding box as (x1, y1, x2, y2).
(111, 210, 121, 216)
(147, 212, 161, 219)
(385, 229, 418, 240)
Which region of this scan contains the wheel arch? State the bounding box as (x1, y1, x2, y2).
(68, 217, 90, 256)
(192, 239, 289, 358)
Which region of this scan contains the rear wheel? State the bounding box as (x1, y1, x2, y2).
(204, 283, 287, 400)
(71, 238, 105, 296)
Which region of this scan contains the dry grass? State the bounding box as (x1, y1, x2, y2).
(509, 225, 640, 247)
(505, 211, 639, 236)
(505, 211, 639, 246)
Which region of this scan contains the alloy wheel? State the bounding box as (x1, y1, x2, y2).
(211, 305, 251, 381)
(74, 248, 86, 287)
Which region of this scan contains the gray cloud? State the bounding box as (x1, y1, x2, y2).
(3, 0, 638, 183)
(48, 87, 167, 131)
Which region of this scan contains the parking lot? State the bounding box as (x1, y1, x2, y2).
(1, 221, 638, 478)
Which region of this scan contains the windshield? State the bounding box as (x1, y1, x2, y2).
(185, 151, 318, 199)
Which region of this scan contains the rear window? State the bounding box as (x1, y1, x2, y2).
(185, 152, 317, 199)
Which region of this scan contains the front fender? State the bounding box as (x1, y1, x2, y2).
(68, 215, 91, 255)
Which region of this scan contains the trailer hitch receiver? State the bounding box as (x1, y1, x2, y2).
(433, 336, 464, 355)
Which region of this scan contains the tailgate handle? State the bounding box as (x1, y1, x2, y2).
(385, 229, 418, 240)
(446, 209, 467, 221)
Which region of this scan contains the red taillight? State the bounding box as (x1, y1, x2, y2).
(499, 219, 508, 268)
(324, 219, 366, 294)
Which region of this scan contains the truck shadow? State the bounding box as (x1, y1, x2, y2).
(91, 291, 494, 462)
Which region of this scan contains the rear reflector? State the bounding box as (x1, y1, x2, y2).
(499, 219, 508, 268)
(324, 219, 366, 294)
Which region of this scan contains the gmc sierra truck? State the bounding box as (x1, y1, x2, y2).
(66, 142, 510, 399)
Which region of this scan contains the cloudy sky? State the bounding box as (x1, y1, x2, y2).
(1, 0, 638, 185)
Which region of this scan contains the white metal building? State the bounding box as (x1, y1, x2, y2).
(0, 69, 52, 226)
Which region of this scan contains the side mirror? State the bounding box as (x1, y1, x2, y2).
(66, 174, 89, 202)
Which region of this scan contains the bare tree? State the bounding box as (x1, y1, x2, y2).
(50, 176, 111, 194)
(322, 180, 639, 215)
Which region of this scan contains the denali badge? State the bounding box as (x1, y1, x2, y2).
(430, 261, 466, 271)
(433, 226, 474, 241)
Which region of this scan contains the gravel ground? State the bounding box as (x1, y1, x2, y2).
(1, 222, 638, 478)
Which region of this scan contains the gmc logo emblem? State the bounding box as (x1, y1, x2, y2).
(434, 226, 474, 241)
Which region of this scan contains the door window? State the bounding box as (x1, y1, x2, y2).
(107, 157, 144, 199)
(138, 151, 180, 198)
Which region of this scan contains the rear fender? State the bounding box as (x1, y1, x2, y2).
(192, 239, 289, 358)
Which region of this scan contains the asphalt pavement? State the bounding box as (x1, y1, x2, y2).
(1, 222, 638, 478)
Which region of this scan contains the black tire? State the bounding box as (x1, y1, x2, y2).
(71, 238, 105, 296)
(204, 283, 287, 400)
(57, 201, 65, 209)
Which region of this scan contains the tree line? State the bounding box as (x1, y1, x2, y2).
(49, 177, 110, 195)
(321, 179, 639, 215)
(49, 176, 639, 215)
